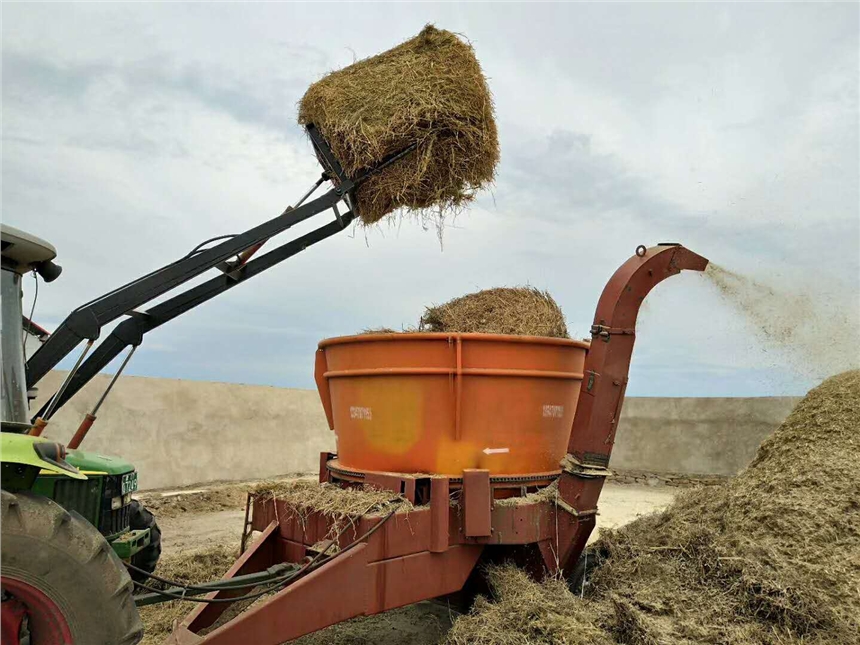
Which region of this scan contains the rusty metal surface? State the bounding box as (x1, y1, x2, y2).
(176, 485, 594, 642)
(196, 543, 481, 645)
(568, 244, 708, 464)
(173, 475, 603, 643)
(170, 491, 483, 645)
(172, 520, 279, 638)
(201, 543, 373, 645)
(325, 458, 561, 490)
(554, 243, 708, 574)
(364, 472, 422, 503)
(430, 477, 450, 552)
(463, 469, 492, 537)
(318, 451, 335, 483)
(314, 349, 335, 430)
(239, 492, 254, 554)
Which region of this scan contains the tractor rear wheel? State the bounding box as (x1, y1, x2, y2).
(129, 500, 162, 583)
(1, 490, 143, 645)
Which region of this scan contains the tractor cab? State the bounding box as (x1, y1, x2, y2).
(0, 224, 158, 570)
(1, 225, 60, 434)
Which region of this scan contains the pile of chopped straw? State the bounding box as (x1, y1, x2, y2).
(448, 370, 860, 645)
(420, 287, 569, 338)
(252, 479, 413, 520)
(493, 480, 560, 508)
(299, 24, 499, 224)
(138, 546, 237, 645)
(448, 565, 612, 645)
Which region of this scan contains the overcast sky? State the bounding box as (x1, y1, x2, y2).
(3, 2, 858, 397)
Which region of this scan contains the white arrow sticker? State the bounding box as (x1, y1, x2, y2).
(482, 447, 510, 455)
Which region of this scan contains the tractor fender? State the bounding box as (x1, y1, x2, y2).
(1, 434, 86, 482)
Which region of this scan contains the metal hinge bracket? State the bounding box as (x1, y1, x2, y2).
(560, 453, 612, 479)
(553, 497, 598, 519)
(590, 324, 636, 342)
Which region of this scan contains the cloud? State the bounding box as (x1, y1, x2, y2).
(3, 2, 857, 398)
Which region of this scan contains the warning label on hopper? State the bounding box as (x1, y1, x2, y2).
(542, 404, 564, 418)
(350, 406, 372, 420)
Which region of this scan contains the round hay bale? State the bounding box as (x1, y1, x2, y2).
(419, 287, 569, 338)
(298, 25, 499, 224)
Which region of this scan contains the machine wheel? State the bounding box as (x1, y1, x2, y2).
(128, 500, 162, 583)
(1, 489, 143, 645)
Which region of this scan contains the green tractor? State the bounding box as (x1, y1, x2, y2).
(30, 449, 159, 570)
(2, 225, 156, 644)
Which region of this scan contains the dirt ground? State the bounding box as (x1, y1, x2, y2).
(138, 477, 678, 644)
(586, 482, 676, 536)
(158, 508, 246, 553)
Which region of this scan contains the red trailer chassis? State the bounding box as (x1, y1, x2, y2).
(165, 243, 708, 645)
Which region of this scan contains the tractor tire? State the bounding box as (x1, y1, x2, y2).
(129, 500, 162, 583)
(1, 489, 143, 645)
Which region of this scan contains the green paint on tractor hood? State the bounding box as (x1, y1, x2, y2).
(1, 434, 86, 479)
(64, 448, 135, 476)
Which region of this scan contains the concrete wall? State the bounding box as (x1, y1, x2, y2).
(33, 372, 800, 490)
(611, 396, 800, 475)
(34, 372, 335, 491)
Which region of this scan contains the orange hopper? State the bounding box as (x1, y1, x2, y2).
(315, 333, 589, 478)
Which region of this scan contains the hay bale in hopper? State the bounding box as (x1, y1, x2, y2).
(299, 24, 499, 224)
(359, 327, 398, 335)
(420, 287, 569, 338)
(448, 370, 860, 645)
